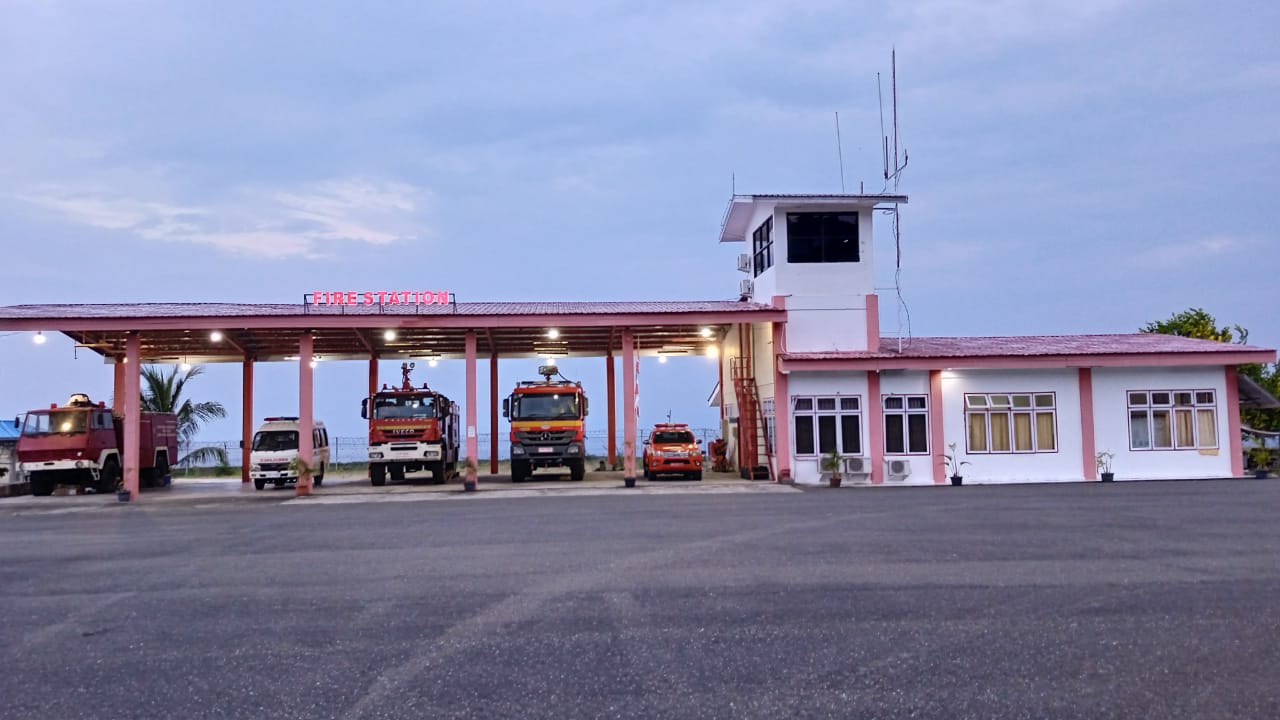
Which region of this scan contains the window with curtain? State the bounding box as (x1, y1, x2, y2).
(964, 393, 1057, 454)
(1128, 389, 1217, 451)
(883, 394, 929, 454)
(792, 396, 861, 456)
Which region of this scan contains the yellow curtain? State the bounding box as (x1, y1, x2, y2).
(1035, 412, 1056, 451)
(1174, 409, 1194, 447)
(1196, 409, 1216, 447)
(1152, 410, 1173, 448)
(990, 413, 1011, 452)
(1013, 413, 1033, 451)
(968, 413, 988, 452)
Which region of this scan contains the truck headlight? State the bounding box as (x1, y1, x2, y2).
(74, 460, 86, 469)
(369, 452, 383, 459)
(567, 445, 580, 454)
(511, 446, 525, 455)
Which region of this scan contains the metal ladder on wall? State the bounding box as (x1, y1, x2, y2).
(730, 355, 774, 481)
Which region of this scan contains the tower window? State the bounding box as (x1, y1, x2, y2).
(752, 217, 774, 277)
(786, 212, 860, 264)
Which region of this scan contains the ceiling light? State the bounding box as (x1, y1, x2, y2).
(383, 329, 397, 341)
(209, 330, 224, 342)
(179, 360, 192, 372)
(309, 361, 318, 369)
(33, 331, 47, 345)
(658, 355, 668, 364)
(706, 345, 719, 358)
(428, 359, 438, 368)
(700, 327, 713, 338)
(546, 328, 560, 339)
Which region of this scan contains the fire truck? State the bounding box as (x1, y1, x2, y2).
(17, 393, 178, 496)
(361, 362, 460, 486)
(503, 365, 589, 482)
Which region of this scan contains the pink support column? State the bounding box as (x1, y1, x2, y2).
(929, 370, 946, 484)
(622, 330, 637, 487)
(113, 361, 126, 412)
(490, 351, 499, 475)
(462, 331, 478, 491)
(606, 352, 616, 466)
(1225, 366, 1244, 477)
(242, 357, 253, 483)
(867, 370, 883, 484)
(1079, 368, 1098, 480)
(865, 293, 880, 352)
(296, 334, 314, 497)
(771, 300, 791, 482)
(122, 334, 142, 499)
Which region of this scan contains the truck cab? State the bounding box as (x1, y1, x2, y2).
(249, 417, 329, 490)
(361, 362, 460, 486)
(504, 365, 589, 482)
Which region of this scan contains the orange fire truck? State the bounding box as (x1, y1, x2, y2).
(361, 362, 460, 486)
(503, 365, 589, 482)
(642, 423, 704, 481)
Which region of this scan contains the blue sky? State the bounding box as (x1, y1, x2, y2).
(2, 0, 1278, 446)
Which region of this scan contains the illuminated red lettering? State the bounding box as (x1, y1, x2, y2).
(421, 292, 436, 306)
(386, 291, 400, 305)
(435, 291, 448, 304)
(376, 291, 387, 305)
(363, 292, 374, 305)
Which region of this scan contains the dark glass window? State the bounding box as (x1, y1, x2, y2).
(907, 415, 929, 453)
(817, 416, 837, 454)
(885, 415, 905, 454)
(794, 415, 815, 455)
(786, 212, 859, 264)
(840, 416, 861, 455)
(752, 217, 774, 277)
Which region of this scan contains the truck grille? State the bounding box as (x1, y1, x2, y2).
(514, 430, 575, 444)
(259, 463, 289, 472)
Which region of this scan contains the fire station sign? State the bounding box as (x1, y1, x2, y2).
(310, 290, 450, 306)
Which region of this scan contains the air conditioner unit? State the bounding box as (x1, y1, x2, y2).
(843, 457, 871, 479)
(885, 458, 912, 482)
(737, 253, 752, 273)
(739, 279, 754, 298)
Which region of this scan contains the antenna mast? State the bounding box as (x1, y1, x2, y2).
(835, 111, 846, 193)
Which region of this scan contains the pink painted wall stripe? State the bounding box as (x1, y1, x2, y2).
(1225, 366, 1244, 477)
(929, 370, 945, 483)
(1078, 368, 1097, 480)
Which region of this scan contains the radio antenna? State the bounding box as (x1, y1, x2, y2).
(877, 72, 888, 182)
(835, 111, 846, 193)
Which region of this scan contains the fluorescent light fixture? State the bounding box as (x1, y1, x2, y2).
(209, 330, 224, 342)
(33, 331, 47, 345)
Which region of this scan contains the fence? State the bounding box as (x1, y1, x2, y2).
(185, 428, 719, 467)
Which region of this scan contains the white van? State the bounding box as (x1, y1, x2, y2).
(249, 417, 330, 490)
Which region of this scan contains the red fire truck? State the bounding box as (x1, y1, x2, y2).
(17, 393, 178, 496)
(361, 362, 460, 486)
(504, 365, 589, 482)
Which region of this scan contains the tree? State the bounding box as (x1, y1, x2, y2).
(141, 365, 229, 467)
(1142, 308, 1279, 432)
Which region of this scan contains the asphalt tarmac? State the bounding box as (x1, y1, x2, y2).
(1, 479, 1277, 719)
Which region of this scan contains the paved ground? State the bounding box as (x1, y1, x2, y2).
(1, 479, 1278, 719)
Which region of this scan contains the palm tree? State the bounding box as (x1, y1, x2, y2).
(141, 365, 228, 467)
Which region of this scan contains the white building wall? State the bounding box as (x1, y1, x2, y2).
(1091, 366, 1232, 479)
(940, 369, 1084, 483)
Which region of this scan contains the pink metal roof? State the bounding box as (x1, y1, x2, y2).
(782, 334, 1276, 370)
(0, 300, 772, 320)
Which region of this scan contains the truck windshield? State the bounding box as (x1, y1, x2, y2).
(22, 410, 89, 436)
(374, 395, 437, 419)
(653, 431, 695, 444)
(512, 393, 580, 420)
(253, 431, 298, 452)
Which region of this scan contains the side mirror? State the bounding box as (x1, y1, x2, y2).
(360, 398, 369, 420)
(643, 439, 650, 445)
(238, 440, 243, 449)
(502, 398, 509, 418)
(583, 397, 589, 417)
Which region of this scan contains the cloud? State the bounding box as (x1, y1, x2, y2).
(14, 178, 430, 258)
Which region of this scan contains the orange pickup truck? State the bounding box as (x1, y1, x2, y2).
(642, 423, 704, 481)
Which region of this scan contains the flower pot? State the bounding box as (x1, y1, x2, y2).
(1254, 470, 1269, 479)
(116, 489, 132, 502)
(624, 477, 637, 488)
(828, 475, 842, 488)
(950, 475, 963, 486)
(1100, 472, 1115, 482)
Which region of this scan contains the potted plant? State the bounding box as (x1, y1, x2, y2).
(1247, 447, 1272, 479)
(944, 442, 969, 486)
(459, 456, 479, 491)
(623, 440, 637, 487)
(1096, 451, 1115, 482)
(819, 449, 843, 488)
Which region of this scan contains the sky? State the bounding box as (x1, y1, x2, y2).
(1, 0, 1278, 449)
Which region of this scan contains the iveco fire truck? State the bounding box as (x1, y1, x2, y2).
(361, 362, 460, 486)
(503, 365, 589, 482)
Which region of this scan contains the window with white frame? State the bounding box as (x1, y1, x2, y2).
(1127, 389, 1217, 450)
(752, 217, 774, 277)
(964, 393, 1057, 454)
(762, 398, 776, 452)
(792, 396, 862, 456)
(883, 395, 929, 454)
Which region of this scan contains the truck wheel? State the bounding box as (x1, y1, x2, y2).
(97, 459, 122, 493)
(643, 465, 651, 480)
(30, 472, 55, 496)
(370, 464, 387, 487)
(314, 463, 325, 487)
(254, 478, 266, 491)
(569, 458, 586, 482)
(690, 471, 703, 481)
(154, 454, 171, 488)
(389, 464, 406, 484)
(430, 461, 447, 485)
(511, 459, 529, 483)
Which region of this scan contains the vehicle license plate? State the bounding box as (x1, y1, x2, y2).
(538, 447, 554, 453)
